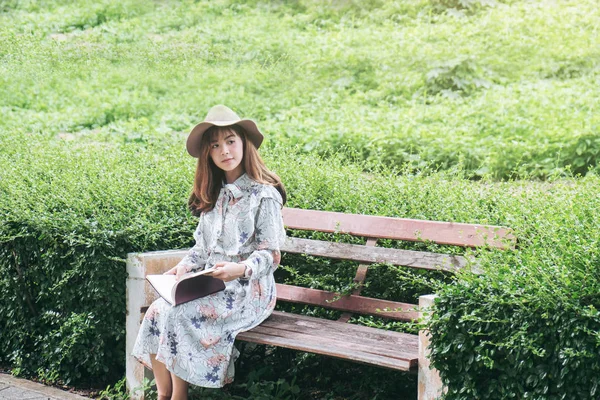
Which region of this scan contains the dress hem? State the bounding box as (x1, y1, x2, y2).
(131, 353, 233, 388)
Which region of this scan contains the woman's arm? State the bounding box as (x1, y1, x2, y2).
(241, 197, 286, 280)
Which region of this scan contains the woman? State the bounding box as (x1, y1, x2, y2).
(132, 105, 286, 400)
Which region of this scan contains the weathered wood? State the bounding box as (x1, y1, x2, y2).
(354, 238, 377, 288)
(282, 208, 515, 249)
(338, 237, 377, 323)
(141, 285, 418, 321)
(275, 284, 419, 321)
(249, 325, 412, 360)
(353, 264, 370, 286)
(238, 330, 415, 371)
(281, 237, 470, 272)
(237, 312, 418, 371)
(259, 312, 417, 346)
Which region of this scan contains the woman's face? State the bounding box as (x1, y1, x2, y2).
(209, 128, 245, 183)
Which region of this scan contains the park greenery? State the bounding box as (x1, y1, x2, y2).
(1, 0, 599, 399)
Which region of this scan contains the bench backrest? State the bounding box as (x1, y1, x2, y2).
(134, 208, 514, 322)
(276, 208, 515, 322)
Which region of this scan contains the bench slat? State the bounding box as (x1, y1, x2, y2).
(275, 284, 419, 321)
(281, 237, 470, 272)
(237, 312, 418, 371)
(283, 208, 515, 249)
(248, 325, 414, 362)
(238, 331, 415, 371)
(257, 311, 417, 347)
(140, 283, 419, 321)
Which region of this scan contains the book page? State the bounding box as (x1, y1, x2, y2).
(146, 274, 176, 305)
(146, 268, 218, 306)
(184, 267, 217, 279)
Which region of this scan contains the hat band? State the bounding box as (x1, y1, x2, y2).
(207, 119, 242, 125)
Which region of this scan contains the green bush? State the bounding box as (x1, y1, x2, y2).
(0, 134, 196, 386)
(427, 176, 600, 399)
(429, 280, 600, 399)
(430, 0, 500, 14)
(2, 131, 600, 399)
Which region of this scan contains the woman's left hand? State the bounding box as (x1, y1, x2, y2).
(210, 262, 246, 282)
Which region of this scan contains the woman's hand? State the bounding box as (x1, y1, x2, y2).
(163, 264, 192, 281)
(210, 262, 246, 282)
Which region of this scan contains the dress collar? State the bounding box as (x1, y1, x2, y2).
(222, 172, 253, 200)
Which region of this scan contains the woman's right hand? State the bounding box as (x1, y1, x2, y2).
(164, 264, 192, 281)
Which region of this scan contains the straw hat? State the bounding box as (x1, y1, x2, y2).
(186, 105, 264, 158)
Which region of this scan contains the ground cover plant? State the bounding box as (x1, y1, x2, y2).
(1, 0, 598, 179)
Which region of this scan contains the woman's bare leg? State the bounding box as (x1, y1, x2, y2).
(150, 354, 172, 400)
(171, 372, 189, 400)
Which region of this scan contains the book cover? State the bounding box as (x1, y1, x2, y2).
(146, 268, 225, 306)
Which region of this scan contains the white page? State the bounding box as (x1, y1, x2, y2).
(146, 267, 217, 306)
(186, 267, 217, 278)
(146, 274, 176, 305)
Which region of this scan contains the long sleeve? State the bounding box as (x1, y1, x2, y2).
(241, 197, 286, 280)
(175, 217, 206, 273)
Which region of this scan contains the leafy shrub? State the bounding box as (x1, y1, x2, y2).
(98, 376, 153, 399)
(429, 280, 600, 399)
(0, 0, 19, 13)
(425, 57, 492, 98)
(0, 134, 195, 386)
(543, 55, 600, 80)
(427, 176, 600, 399)
(3, 130, 600, 399)
(430, 0, 499, 13)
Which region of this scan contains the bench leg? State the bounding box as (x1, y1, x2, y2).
(126, 254, 147, 400)
(418, 294, 445, 400)
(126, 250, 191, 399)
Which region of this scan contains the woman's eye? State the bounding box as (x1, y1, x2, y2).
(228, 140, 235, 144)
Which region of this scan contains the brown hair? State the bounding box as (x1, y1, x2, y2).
(187, 125, 286, 216)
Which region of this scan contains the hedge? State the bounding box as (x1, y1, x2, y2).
(1, 132, 599, 399)
(427, 177, 600, 399)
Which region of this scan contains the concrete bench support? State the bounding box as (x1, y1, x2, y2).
(126, 250, 188, 400)
(418, 294, 445, 400)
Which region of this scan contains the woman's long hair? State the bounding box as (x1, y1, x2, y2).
(187, 125, 286, 216)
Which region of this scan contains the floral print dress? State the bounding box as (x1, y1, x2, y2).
(132, 173, 286, 387)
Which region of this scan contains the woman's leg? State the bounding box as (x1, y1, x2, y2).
(171, 372, 189, 400)
(150, 354, 172, 400)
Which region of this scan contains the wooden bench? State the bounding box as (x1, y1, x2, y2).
(126, 208, 514, 400)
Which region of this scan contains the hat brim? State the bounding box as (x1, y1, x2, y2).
(186, 119, 264, 158)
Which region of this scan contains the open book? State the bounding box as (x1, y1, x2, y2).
(146, 268, 225, 306)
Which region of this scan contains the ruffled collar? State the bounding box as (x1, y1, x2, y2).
(222, 172, 253, 200)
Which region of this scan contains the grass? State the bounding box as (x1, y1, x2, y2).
(1, 0, 598, 178)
